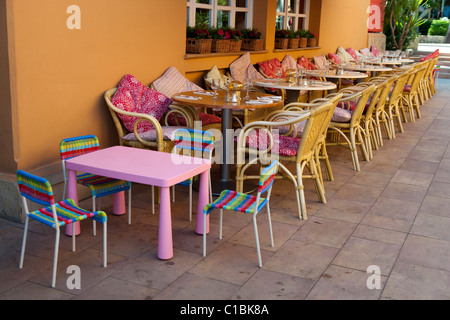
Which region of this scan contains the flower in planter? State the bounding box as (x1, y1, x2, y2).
(275, 29, 289, 38)
(242, 28, 262, 40)
(187, 25, 211, 39)
(211, 27, 232, 40)
(228, 28, 243, 42)
(306, 30, 318, 39)
(288, 29, 299, 39)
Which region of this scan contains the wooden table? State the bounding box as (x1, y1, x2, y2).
(172, 90, 283, 194)
(252, 78, 337, 103)
(343, 63, 392, 77)
(66, 146, 211, 260)
(305, 69, 368, 88)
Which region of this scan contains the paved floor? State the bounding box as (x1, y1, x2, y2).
(1, 79, 450, 301)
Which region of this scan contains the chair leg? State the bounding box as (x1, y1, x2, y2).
(72, 223, 76, 252)
(219, 209, 224, 239)
(51, 228, 61, 288)
(92, 195, 97, 236)
(19, 216, 29, 270)
(266, 205, 274, 248)
(252, 215, 262, 268)
(203, 213, 207, 257)
(103, 221, 107, 267)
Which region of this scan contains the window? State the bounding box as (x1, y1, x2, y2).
(187, 0, 254, 29)
(276, 0, 310, 31)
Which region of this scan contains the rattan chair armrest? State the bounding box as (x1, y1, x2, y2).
(162, 104, 195, 127)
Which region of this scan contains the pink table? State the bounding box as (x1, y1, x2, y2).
(65, 146, 211, 260)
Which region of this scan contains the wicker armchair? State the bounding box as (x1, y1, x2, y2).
(402, 64, 428, 123)
(104, 88, 194, 153)
(235, 99, 337, 220)
(327, 85, 376, 172)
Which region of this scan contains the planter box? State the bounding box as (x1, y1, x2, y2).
(212, 39, 230, 53)
(308, 38, 317, 47)
(299, 38, 308, 48)
(229, 40, 242, 53)
(275, 38, 289, 49)
(186, 38, 212, 54)
(241, 39, 264, 51)
(288, 38, 299, 49)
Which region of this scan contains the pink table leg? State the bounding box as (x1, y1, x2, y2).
(66, 169, 80, 236)
(195, 170, 209, 235)
(157, 186, 173, 260)
(112, 192, 126, 215)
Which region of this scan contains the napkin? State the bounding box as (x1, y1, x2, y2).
(194, 91, 216, 96)
(174, 95, 202, 100)
(257, 96, 282, 101)
(246, 100, 273, 105)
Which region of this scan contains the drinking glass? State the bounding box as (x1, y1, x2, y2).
(275, 67, 283, 82)
(244, 78, 252, 100)
(211, 78, 219, 99)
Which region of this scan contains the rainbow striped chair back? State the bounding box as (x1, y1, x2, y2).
(16, 170, 107, 288)
(171, 128, 215, 221)
(60, 135, 100, 160)
(202, 160, 279, 267)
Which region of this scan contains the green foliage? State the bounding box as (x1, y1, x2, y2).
(241, 28, 262, 40)
(428, 19, 449, 36)
(419, 19, 433, 35)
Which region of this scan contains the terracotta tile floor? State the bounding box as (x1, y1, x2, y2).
(1, 79, 450, 301)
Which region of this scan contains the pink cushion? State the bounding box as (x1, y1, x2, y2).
(360, 48, 371, 57)
(420, 49, 439, 62)
(370, 45, 379, 57)
(243, 130, 301, 157)
(332, 107, 352, 123)
(346, 48, 358, 60)
(298, 56, 317, 70)
(230, 52, 265, 83)
(403, 85, 411, 92)
(282, 54, 299, 71)
(152, 67, 203, 99)
(258, 58, 284, 78)
(122, 126, 190, 142)
(314, 55, 327, 69)
(328, 53, 341, 66)
(111, 74, 173, 133)
(167, 112, 221, 127)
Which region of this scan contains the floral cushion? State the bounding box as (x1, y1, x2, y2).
(281, 54, 298, 71)
(111, 74, 173, 133)
(420, 49, 439, 62)
(230, 52, 265, 83)
(328, 53, 341, 66)
(370, 45, 379, 57)
(360, 48, 372, 57)
(403, 85, 411, 92)
(298, 56, 317, 70)
(313, 55, 328, 69)
(122, 126, 190, 142)
(331, 107, 352, 123)
(346, 48, 358, 60)
(167, 111, 221, 127)
(242, 130, 301, 157)
(204, 65, 228, 90)
(258, 58, 284, 78)
(275, 121, 306, 138)
(152, 67, 204, 99)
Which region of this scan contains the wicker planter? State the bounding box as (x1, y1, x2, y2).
(241, 39, 264, 51)
(288, 38, 299, 49)
(186, 38, 212, 54)
(212, 39, 230, 53)
(299, 38, 308, 48)
(229, 40, 242, 53)
(275, 38, 289, 49)
(308, 38, 317, 47)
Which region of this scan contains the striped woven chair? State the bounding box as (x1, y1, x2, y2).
(17, 170, 107, 288)
(203, 160, 279, 267)
(170, 128, 214, 221)
(60, 135, 132, 224)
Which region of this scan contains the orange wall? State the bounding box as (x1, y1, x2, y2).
(2, 0, 371, 174)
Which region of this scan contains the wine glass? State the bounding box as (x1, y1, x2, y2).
(211, 78, 219, 100)
(244, 78, 252, 100)
(275, 67, 283, 83)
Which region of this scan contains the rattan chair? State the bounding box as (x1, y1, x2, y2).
(402, 64, 428, 123)
(17, 170, 107, 288)
(385, 70, 412, 138)
(104, 88, 194, 153)
(327, 85, 376, 172)
(236, 100, 336, 220)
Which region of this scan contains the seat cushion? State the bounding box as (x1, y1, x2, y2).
(123, 125, 190, 142)
(420, 49, 439, 62)
(167, 112, 221, 127)
(152, 67, 204, 99)
(403, 84, 411, 92)
(111, 74, 173, 133)
(332, 107, 352, 122)
(242, 130, 301, 157)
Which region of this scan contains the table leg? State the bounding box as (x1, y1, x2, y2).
(112, 192, 126, 215)
(158, 186, 173, 260)
(195, 170, 210, 235)
(66, 169, 80, 236)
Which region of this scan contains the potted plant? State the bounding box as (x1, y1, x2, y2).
(241, 28, 264, 51)
(297, 30, 308, 48)
(275, 29, 289, 49)
(186, 25, 212, 54)
(288, 29, 299, 49)
(228, 28, 243, 53)
(307, 30, 318, 47)
(210, 27, 231, 53)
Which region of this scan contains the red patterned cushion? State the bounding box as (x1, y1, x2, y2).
(167, 112, 221, 126)
(346, 48, 358, 60)
(371, 45, 379, 57)
(258, 58, 284, 78)
(420, 49, 439, 62)
(298, 56, 317, 70)
(403, 85, 411, 92)
(111, 74, 173, 133)
(242, 130, 301, 157)
(328, 53, 341, 66)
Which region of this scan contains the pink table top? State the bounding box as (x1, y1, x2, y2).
(65, 146, 211, 188)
